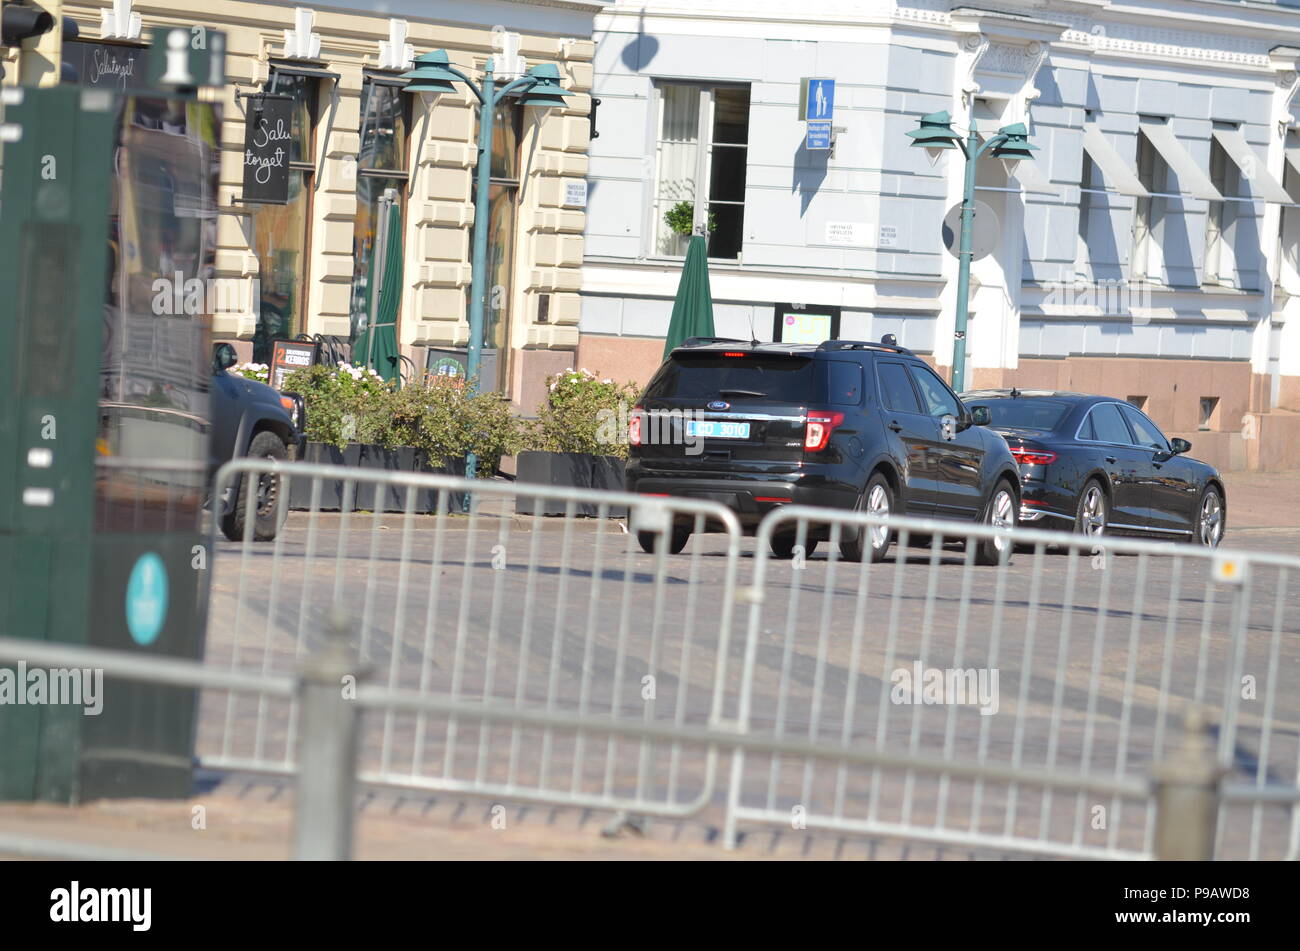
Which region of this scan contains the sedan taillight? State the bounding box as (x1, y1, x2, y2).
(805, 411, 844, 452)
(1009, 447, 1058, 466)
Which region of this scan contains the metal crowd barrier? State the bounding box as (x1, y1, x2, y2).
(2, 629, 1290, 861)
(205, 458, 742, 820)
(724, 506, 1300, 861)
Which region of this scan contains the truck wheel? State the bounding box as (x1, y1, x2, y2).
(221, 431, 288, 542)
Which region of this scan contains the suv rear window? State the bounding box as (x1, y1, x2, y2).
(646, 353, 849, 404)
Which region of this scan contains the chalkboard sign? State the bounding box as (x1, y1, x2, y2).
(65, 41, 147, 91)
(242, 95, 293, 204)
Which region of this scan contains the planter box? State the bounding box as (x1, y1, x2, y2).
(288, 442, 466, 514)
(514, 451, 628, 518)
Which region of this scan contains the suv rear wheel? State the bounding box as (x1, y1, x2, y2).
(770, 533, 817, 560)
(840, 472, 894, 563)
(637, 526, 690, 555)
(221, 430, 288, 542)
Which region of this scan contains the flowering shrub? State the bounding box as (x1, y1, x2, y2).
(280, 362, 391, 449)
(525, 367, 641, 458)
(230, 362, 270, 383)
(376, 372, 521, 473)
(279, 363, 520, 475)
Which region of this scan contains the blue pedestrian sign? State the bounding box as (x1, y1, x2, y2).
(806, 120, 832, 151)
(125, 552, 169, 646)
(805, 78, 835, 121)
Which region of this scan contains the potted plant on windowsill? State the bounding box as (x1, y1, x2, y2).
(515, 368, 639, 517)
(663, 201, 716, 238)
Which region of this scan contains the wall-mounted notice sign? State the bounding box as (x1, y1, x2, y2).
(242, 95, 294, 204)
(563, 180, 588, 208)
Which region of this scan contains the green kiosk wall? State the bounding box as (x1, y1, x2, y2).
(0, 72, 221, 802)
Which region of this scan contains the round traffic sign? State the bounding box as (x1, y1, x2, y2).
(941, 201, 1000, 261)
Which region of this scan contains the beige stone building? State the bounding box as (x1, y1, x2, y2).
(40, 0, 602, 412)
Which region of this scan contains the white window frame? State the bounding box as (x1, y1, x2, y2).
(647, 81, 749, 261)
(1204, 133, 1231, 286)
(1132, 125, 1168, 284)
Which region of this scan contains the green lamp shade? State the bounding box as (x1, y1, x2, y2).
(991, 123, 1038, 161)
(907, 109, 960, 148)
(518, 62, 570, 108)
(518, 88, 569, 108)
(405, 77, 458, 94)
(401, 49, 461, 94)
(526, 63, 563, 82)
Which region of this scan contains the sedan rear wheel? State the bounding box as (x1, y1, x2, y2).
(1194, 487, 1225, 548)
(972, 479, 1017, 566)
(1074, 480, 1108, 541)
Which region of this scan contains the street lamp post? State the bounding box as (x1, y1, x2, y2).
(907, 108, 1036, 393)
(401, 51, 571, 482)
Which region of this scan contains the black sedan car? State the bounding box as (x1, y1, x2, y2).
(958, 390, 1226, 547)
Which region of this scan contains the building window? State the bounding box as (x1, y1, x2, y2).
(351, 77, 410, 341)
(1132, 123, 1167, 283)
(1199, 396, 1219, 431)
(251, 72, 317, 364)
(651, 83, 750, 259)
(1204, 130, 1238, 287)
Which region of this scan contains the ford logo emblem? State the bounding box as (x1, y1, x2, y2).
(708, 400, 730, 411)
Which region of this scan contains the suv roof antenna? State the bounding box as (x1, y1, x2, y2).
(748, 311, 760, 348)
(1010, 386, 1021, 399)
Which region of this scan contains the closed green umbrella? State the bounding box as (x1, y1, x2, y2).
(354, 196, 403, 383)
(662, 234, 715, 358)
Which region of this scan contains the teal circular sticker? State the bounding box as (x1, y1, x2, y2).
(125, 552, 168, 646)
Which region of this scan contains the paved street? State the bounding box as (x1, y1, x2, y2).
(191, 469, 1300, 859)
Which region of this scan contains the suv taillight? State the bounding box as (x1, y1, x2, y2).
(629, 407, 644, 446)
(805, 411, 844, 452)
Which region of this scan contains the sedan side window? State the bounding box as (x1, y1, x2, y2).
(878, 361, 922, 414)
(908, 364, 961, 418)
(1121, 404, 1169, 451)
(1087, 403, 1134, 444)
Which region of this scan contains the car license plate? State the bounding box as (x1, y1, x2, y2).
(687, 420, 750, 439)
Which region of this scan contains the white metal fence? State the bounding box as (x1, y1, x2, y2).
(205, 459, 742, 819)
(8, 458, 1291, 860)
(727, 506, 1300, 860)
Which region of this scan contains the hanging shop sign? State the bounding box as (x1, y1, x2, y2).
(65, 40, 147, 91)
(241, 94, 294, 204)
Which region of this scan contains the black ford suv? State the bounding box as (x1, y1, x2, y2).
(625, 337, 1021, 563)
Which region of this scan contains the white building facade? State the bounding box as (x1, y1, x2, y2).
(578, 0, 1300, 470)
